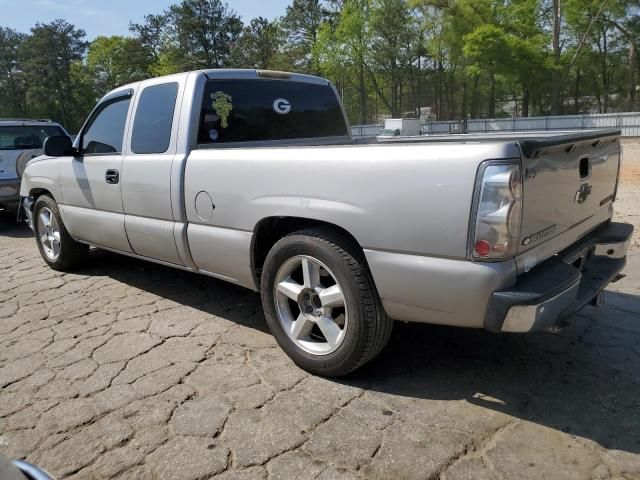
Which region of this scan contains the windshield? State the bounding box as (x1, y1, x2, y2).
(380, 129, 400, 136)
(0, 125, 66, 150)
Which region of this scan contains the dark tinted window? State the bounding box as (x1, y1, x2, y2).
(0, 125, 65, 150)
(131, 83, 178, 154)
(82, 97, 131, 154)
(198, 79, 348, 145)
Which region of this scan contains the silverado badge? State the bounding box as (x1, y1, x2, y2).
(522, 224, 557, 246)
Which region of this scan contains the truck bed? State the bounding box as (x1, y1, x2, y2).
(365, 128, 621, 158)
(202, 128, 622, 156)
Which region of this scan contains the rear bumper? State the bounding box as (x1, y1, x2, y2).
(485, 221, 633, 333)
(0, 178, 20, 210)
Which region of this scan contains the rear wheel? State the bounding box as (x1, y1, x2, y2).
(261, 228, 393, 376)
(33, 195, 88, 271)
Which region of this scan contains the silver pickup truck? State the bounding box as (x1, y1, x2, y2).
(19, 69, 633, 376)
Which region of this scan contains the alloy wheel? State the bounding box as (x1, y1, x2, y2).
(273, 255, 348, 355)
(36, 207, 61, 261)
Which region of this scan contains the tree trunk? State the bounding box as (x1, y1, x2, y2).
(436, 80, 441, 120)
(462, 74, 468, 119)
(574, 67, 581, 113)
(364, 64, 393, 115)
(392, 80, 399, 117)
(629, 41, 637, 110)
(604, 19, 638, 111)
(522, 88, 530, 117)
(602, 27, 609, 113)
(358, 64, 367, 124)
(470, 75, 480, 118)
(551, 0, 562, 114)
(488, 73, 496, 118)
(438, 60, 444, 120)
(447, 69, 456, 120)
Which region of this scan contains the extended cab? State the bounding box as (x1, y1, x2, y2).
(20, 70, 633, 376)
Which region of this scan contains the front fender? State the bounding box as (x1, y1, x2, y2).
(19, 156, 61, 201)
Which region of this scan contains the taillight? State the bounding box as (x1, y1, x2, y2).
(470, 161, 522, 260)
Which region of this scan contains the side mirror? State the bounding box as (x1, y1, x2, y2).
(43, 135, 75, 157)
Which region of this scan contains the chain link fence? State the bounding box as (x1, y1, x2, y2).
(351, 112, 640, 139)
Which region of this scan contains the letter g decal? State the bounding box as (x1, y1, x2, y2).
(273, 98, 291, 114)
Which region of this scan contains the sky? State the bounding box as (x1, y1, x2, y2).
(0, 0, 292, 39)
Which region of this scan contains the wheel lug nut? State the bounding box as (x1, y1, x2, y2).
(315, 310, 322, 317)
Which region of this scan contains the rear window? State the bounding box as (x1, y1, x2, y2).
(198, 79, 348, 145)
(0, 125, 66, 150)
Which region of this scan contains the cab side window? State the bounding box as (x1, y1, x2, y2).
(131, 83, 179, 154)
(82, 97, 131, 155)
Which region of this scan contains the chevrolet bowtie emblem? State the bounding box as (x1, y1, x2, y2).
(574, 183, 592, 204)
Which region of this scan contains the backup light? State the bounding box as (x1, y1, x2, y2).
(470, 162, 523, 260)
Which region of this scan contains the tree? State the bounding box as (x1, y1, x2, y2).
(462, 0, 549, 117)
(2, 0, 639, 131)
(315, 0, 373, 123)
(87, 36, 152, 93)
(603, 8, 639, 110)
(417, 0, 479, 119)
(18, 19, 88, 129)
(463, 25, 508, 117)
(282, 0, 329, 72)
(368, 0, 420, 117)
(0, 28, 27, 117)
(129, 14, 168, 62)
(564, 0, 632, 113)
(166, 0, 243, 69)
(550, 0, 562, 114)
(230, 17, 286, 69)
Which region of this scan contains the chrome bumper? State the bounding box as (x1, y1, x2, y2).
(501, 279, 581, 333)
(485, 222, 633, 333)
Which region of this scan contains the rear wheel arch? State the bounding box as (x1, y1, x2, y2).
(251, 216, 370, 286)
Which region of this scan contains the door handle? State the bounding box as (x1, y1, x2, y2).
(105, 169, 119, 184)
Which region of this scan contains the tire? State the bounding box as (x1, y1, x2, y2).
(33, 195, 88, 271)
(261, 228, 393, 377)
(15, 149, 41, 179)
(0, 453, 29, 480)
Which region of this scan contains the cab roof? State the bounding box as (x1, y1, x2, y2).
(0, 118, 61, 126)
(108, 69, 331, 98)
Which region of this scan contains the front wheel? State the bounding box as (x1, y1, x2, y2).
(261, 228, 393, 377)
(33, 195, 88, 271)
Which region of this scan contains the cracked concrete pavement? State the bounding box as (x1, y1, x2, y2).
(1, 177, 639, 479)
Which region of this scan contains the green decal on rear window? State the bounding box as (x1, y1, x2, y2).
(211, 91, 233, 128)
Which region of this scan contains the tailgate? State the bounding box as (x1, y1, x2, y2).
(517, 129, 620, 254)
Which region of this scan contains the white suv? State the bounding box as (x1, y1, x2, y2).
(0, 119, 68, 215)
